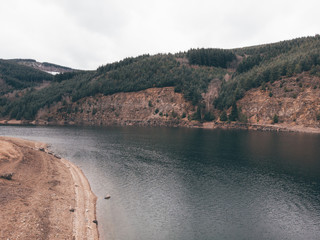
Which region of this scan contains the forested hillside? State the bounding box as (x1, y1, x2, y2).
(1, 54, 228, 120)
(10, 59, 74, 74)
(215, 35, 320, 109)
(0, 59, 53, 94)
(0, 35, 320, 128)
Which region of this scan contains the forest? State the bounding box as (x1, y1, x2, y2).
(1, 35, 320, 122)
(214, 35, 320, 109)
(2, 54, 227, 120)
(0, 59, 53, 92)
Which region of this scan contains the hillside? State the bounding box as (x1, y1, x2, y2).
(0, 59, 54, 95)
(10, 59, 75, 75)
(238, 73, 320, 128)
(1, 35, 320, 131)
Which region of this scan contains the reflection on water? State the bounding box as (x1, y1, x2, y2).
(1, 126, 320, 240)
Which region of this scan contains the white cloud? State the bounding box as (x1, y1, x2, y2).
(0, 0, 319, 70)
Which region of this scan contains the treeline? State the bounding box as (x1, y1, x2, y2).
(187, 48, 236, 68)
(42, 62, 73, 71)
(0, 59, 53, 90)
(97, 54, 150, 73)
(236, 36, 319, 74)
(53, 71, 87, 82)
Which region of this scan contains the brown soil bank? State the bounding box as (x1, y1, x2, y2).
(238, 74, 320, 128)
(35, 87, 195, 127)
(0, 137, 99, 240)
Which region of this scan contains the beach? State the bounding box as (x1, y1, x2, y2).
(0, 136, 99, 239)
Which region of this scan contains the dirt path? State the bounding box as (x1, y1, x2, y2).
(0, 137, 99, 240)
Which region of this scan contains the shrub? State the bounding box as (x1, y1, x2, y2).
(204, 111, 215, 121)
(273, 114, 279, 124)
(238, 112, 248, 123)
(171, 111, 178, 118)
(220, 110, 228, 121)
(228, 102, 238, 121)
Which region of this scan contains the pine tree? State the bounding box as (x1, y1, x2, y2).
(220, 110, 228, 121)
(229, 102, 238, 121)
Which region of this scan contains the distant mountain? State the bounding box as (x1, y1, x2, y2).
(0, 35, 319, 132)
(0, 59, 54, 95)
(9, 59, 75, 75)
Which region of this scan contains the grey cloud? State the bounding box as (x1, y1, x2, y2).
(55, 0, 130, 37)
(0, 0, 319, 69)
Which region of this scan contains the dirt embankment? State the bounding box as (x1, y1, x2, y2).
(0, 137, 98, 240)
(238, 73, 320, 129)
(35, 87, 195, 127)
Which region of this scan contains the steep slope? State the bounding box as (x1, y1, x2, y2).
(35, 87, 196, 126)
(238, 73, 320, 128)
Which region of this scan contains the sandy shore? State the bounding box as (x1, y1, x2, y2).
(201, 121, 320, 134)
(0, 136, 99, 240)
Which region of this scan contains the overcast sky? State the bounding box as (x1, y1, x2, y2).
(0, 0, 319, 70)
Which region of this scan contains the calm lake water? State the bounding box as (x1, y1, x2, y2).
(1, 125, 320, 240)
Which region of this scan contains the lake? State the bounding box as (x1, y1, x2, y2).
(1, 125, 320, 240)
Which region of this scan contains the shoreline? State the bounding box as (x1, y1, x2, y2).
(201, 122, 320, 134)
(0, 136, 99, 239)
(60, 157, 99, 240)
(1, 119, 320, 134)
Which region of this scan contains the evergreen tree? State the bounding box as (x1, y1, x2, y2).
(229, 102, 238, 121)
(220, 110, 228, 121)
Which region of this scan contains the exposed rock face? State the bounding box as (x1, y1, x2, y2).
(6, 73, 320, 133)
(238, 74, 320, 128)
(37, 87, 195, 127)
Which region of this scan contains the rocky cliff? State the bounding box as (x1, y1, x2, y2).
(35, 87, 196, 127)
(237, 73, 320, 130)
(5, 73, 320, 133)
